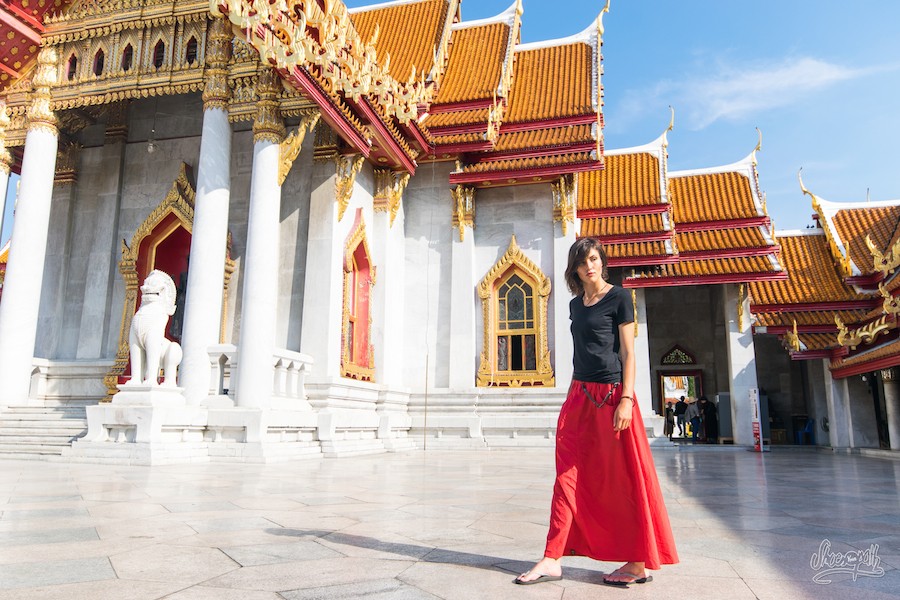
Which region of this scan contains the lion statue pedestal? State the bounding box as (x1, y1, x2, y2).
(111, 269, 186, 407)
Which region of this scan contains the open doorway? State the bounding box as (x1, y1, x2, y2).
(658, 370, 703, 415)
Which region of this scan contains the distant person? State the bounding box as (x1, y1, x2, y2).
(515, 237, 678, 588)
(685, 398, 701, 442)
(699, 396, 718, 444)
(664, 402, 675, 440)
(674, 396, 687, 437)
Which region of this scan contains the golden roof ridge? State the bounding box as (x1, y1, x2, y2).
(451, 0, 521, 31)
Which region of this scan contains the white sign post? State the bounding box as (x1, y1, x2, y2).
(750, 387, 762, 452)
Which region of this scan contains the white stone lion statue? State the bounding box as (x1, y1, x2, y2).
(126, 269, 183, 387)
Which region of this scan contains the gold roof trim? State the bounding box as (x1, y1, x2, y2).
(836, 314, 892, 350)
(866, 233, 900, 276)
(799, 169, 853, 279)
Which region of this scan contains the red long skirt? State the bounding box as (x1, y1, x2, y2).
(543, 380, 679, 570)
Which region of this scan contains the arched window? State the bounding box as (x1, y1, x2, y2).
(477, 235, 554, 387)
(185, 36, 198, 65)
(341, 210, 374, 381)
(121, 45, 134, 72)
(153, 41, 165, 68)
(92, 49, 105, 76)
(66, 54, 78, 80)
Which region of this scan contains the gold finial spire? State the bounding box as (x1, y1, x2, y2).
(667, 105, 675, 132)
(597, 0, 611, 36)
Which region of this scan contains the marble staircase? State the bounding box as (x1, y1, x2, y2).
(0, 400, 90, 459)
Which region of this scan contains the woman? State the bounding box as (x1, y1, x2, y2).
(700, 395, 718, 443)
(515, 237, 678, 588)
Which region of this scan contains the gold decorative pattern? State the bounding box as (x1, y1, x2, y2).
(737, 284, 745, 332)
(373, 168, 411, 227)
(476, 235, 554, 387)
(799, 169, 853, 279)
(278, 110, 320, 185)
(54, 141, 80, 183)
(879, 282, 900, 316)
(451, 185, 475, 242)
(253, 66, 285, 144)
(0, 101, 11, 174)
(632, 289, 638, 338)
(835, 314, 892, 350)
(104, 101, 129, 143)
(27, 47, 58, 135)
(866, 233, 900, 277)
(783, 320, 801, 352)
(552, 174, 576, 236)
(341, 213, 375, 382)
(313, 122, 339, 161)
(203, 15, 233, 111)
(104, 163, 196, 398)
(335, 154, 366, 221)
(214, 0, 432, 124)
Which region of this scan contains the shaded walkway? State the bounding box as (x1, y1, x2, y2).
(0, 448, 898, 599)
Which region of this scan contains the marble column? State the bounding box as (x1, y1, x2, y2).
(631, 288, 654, 416)
(723, 283, 759, 445)
(0, 101, 11, 243)
(449, 186, 476, 389)
(180, 17, 234, 404)
(822, 361, 852, 449)
(371, 170, 408, 385)
(881, 368, 900, 450)
(551, 196, 576, 390)
(0, 48, 59, 407)
(234, 67, 284, 409)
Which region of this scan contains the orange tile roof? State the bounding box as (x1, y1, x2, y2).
(578, 153, 662, 210)
(461, 152, 596, 173)
(580, 214, 667, 237)
(754, 310, 867, 327)
(799, 333, 839, 351)
(834, 337, 900, 367)
(670, 172, 760, 223)
(748, 234, 867, 306)
(430, 132, 486, 146)
(505, 43, 595, 123)
(677, 228, 769, 253)
(424, 108, 489, 129)
(604, 241, 670, 259)
(350, 0, 449, 82)
(639, 256, 778, 279)
(831, 205, 900, 274)
(433, 23, 508, 105)
(494, 124, 594, 153)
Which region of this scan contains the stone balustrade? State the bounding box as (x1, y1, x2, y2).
(206, 344, 313, 407)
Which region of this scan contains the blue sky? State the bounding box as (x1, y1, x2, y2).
(348, 0, 900, 230)
(3, 0, 898, 243)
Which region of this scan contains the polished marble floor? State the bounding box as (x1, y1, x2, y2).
(0, 447, 898, 599)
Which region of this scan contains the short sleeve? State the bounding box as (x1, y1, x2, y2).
(616, 288, 634, 325)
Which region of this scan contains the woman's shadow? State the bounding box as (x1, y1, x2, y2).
(265, 528, 609, 585)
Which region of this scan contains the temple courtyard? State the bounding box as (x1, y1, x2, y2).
(0, 447, 898, 599)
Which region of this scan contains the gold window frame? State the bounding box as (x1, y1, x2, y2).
(341, 211, 375, 382)
(477, 235, 555, 387)
(102, 163, 235, 399)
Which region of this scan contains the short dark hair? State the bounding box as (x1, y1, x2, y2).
(564, 237, 609, 296)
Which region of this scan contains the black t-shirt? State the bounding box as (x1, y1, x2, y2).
(570, 286, 634, 383)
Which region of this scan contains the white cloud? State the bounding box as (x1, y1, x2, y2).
(612, 57, 894, 131)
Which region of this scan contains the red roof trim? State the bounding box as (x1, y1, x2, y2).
(844, 273, 885, 288)
(789, 349, 838, 361)
(751, 300, 881, 313)
(284, 67, 371, 158)
(831, 352, 900, 379)
(1, 2, 45, 34)
(428, 99, 495, 114)
(500, 113, 598, 133)
(398, 119, 431, 154)
(0, 9, 42, 45)
(677, 217, 770, 232)
(0, 61, 21, 79)
(430, 140, 494, 155)
(448, 159, 602, 187)
(679, 246, 777, 261)
(608, 255, 679, 267)
(427, 122, 488, 137)
(753, 324, 837, 334)
(473, 141, 598, 163)
(624, 271, 788, 288)
(578, 205, 669, 219)
(596, 231, 673, 245)
(355, 97, 417, 174)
